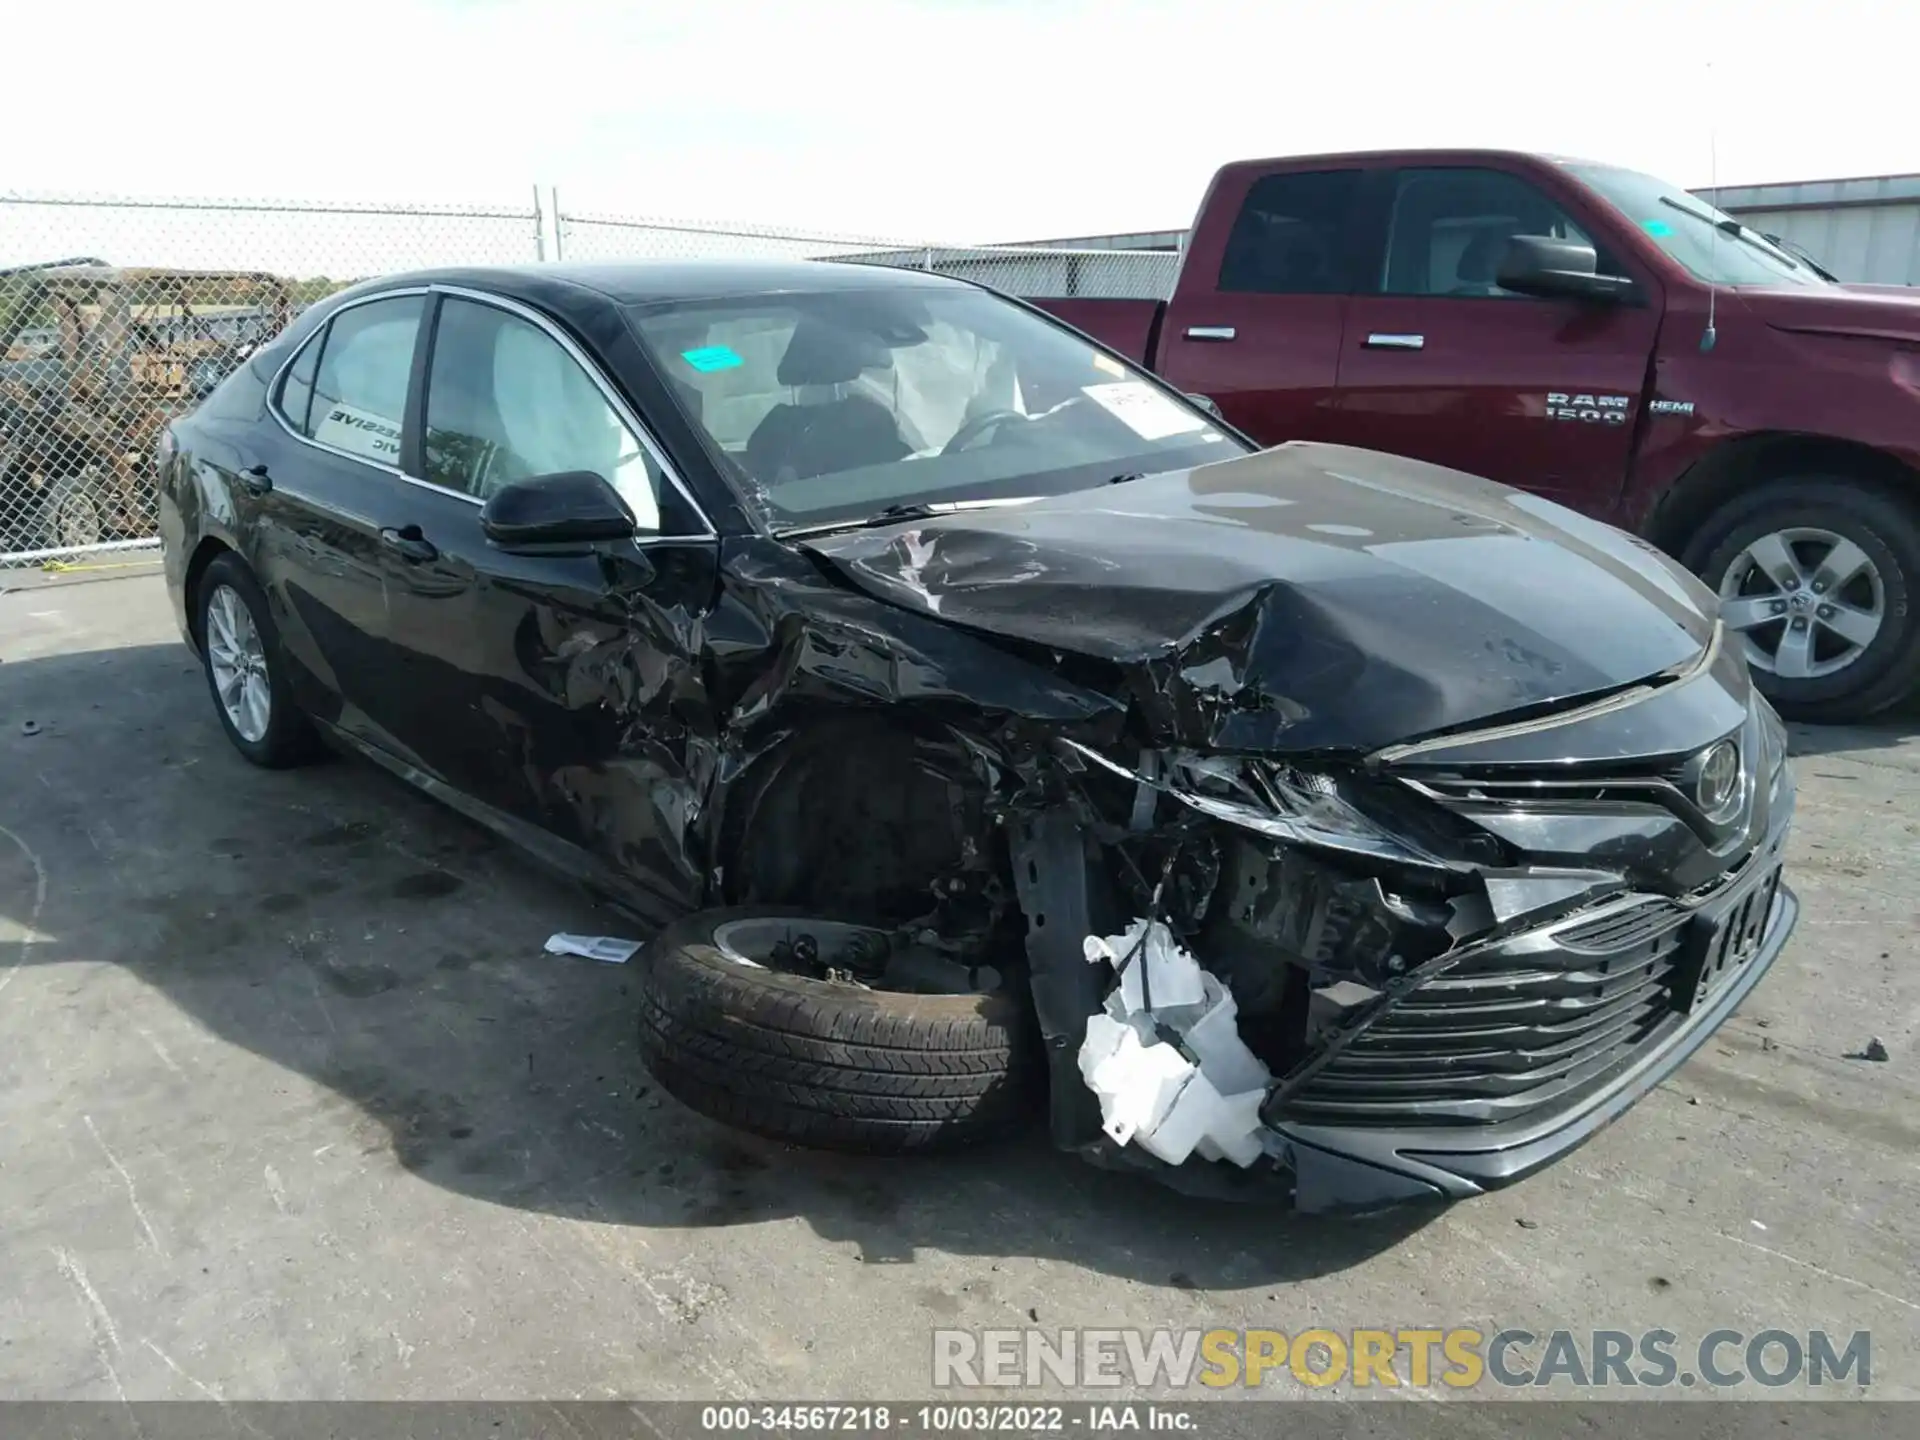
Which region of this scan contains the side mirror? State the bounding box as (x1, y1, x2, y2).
(480, 470, 636, 552)
(1496, 236, 1637, 303)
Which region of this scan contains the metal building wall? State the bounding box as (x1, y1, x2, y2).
(1698, 175, 1920, 287)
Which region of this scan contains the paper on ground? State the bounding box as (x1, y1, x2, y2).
(545, 933, 642, 964)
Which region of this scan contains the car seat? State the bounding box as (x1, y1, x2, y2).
(744, 316, 911, 484)
(1451, 226, 1518, 296)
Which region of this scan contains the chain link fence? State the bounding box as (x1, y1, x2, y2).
(3, 190, 1176, 568)
(1, 193, 545, 567)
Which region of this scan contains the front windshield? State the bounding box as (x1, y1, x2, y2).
(1567, 164, 1828, 288)
(626, 284, 1246, 533)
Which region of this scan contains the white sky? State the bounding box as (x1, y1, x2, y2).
(4, 0, 1913, 258)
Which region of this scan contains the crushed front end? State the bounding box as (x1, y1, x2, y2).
(1008, 628, 1798, 1213)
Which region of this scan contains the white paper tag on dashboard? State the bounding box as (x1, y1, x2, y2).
(1082, 381, 1208, 441)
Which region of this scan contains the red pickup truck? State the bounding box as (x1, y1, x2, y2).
(1034, 150, 1920, 722)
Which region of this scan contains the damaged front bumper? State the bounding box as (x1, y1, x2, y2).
(1017, 637, 1800, 1214)
(1271, 832, 1796, 1212)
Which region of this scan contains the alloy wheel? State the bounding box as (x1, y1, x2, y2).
(204, 584, 272, 743)
(1718, 526, 1884, 680)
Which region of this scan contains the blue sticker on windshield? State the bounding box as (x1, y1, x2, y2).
(1641, 219, 1676, 237)
(681, 345, 743, 372)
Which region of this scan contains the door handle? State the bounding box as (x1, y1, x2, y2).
(379, 526, 438, 563)
(239, 463, 272, 496)
(1185, 325, 1237, 342)
(1363, 333, 1425, 351)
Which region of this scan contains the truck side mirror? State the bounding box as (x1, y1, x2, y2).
(1496, 236, 1637, 304)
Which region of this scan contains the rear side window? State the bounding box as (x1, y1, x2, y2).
(1379, 167, 1606, 297)
(291, 295, 424, 466)
(1217, 169, 1361, 294)
(274, 330, 322, 432)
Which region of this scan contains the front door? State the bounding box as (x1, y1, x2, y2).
(1334, 165, 1662, 518)
(1156, 166, 1366, 446)
(372, 291, 718, 916)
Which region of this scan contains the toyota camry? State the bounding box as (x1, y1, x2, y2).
(158, 260, 1796, 1211)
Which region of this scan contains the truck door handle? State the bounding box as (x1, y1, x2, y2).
(1363, 333, 1425, 351)
(1185, 326, 1237, 342)
(379, 526, 438, 563)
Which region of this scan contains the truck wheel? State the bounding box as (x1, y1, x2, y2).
(1686, 478, 1920, 722)
(636, 908, 1038, 1154)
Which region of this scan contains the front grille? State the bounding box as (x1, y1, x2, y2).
(1558, 898, 1687, 952)
(1281, 897, 1695, 1128)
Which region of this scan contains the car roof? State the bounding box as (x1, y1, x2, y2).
(368, 258, 968, 306)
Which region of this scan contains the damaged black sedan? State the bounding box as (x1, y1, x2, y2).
(159, 259, 1796, 1212)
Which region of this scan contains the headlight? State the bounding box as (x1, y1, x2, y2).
(1056, 740, 1458, 870)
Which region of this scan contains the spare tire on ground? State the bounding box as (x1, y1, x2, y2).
(636, 907, 1040, 1154)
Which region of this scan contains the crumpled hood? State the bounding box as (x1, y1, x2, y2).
(800, 442, 1716, 752)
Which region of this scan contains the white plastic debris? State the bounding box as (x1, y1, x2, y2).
(1078, 1014, 1193, 1149)
(544, 933, 642, 964)
(1083, 917, 1206, 1013)
(1077, 919, 1273, 1169)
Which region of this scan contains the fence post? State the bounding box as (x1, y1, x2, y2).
(532, 184, 546, 261)
(552, 186, 565, 261)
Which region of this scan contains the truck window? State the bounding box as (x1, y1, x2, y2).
(1379, 167, 1608, 298)
(1217, 170, 1361, 295)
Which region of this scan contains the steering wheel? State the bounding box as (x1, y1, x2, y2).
(941, 409, 1028, 456)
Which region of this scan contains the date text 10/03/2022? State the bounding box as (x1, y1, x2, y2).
(701, 1406, 1196, 1432)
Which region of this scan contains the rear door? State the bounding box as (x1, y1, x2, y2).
(253, 290, 426, 733)
(1156, 166, 1366, 445)
(1334, 165, 1662, 516)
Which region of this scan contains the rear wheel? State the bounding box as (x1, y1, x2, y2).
(193, 553, 320, 768)
(1686, 478, 1920, 722)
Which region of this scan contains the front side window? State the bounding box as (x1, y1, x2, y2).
(1381, 168, 1603, 297)
(423, 297, 673, 532)
(628, 284, 1247, 532)
(1217, 169, 1362, 295)
(1567, 164, 1828, 288)
(301, 295, 423, 465)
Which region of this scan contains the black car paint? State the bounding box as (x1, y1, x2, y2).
(159, 261, 1796, 1212)
(802, 443, 1715, 755)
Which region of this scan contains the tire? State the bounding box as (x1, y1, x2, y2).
(40, 471, 109, 550)
(636, 907, 1039, 1154)
(192, 552, 320, 768)
(1684, 477, 1920, 722)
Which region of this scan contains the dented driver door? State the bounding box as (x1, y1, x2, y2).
(375, 494, 720, 917)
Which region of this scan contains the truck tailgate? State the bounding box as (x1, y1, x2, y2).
(1030, 298, 1166, 367)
